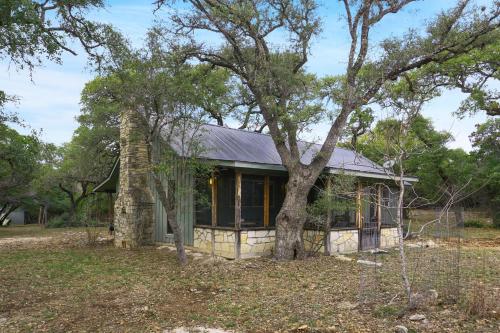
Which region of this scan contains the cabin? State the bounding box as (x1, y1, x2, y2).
(95, 113, 417, 259)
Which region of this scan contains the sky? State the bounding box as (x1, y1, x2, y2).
(1, 0, 493, 151)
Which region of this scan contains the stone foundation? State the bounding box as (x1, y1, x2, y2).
(330, 229, 359, 253)
(193, 227, 212, 254)
(193, 227, 368, 258)
(193, 228, 238, 259)
(240, 230, 275, 258)
(303, 229, 326, 253)
(380, 227, 399, 248)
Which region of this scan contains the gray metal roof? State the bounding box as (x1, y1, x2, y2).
(170, 124, 396, 178)
(95, 123, 417, 193)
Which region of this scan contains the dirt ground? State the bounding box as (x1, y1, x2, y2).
(0, 225, 499, 333)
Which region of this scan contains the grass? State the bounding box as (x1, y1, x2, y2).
(409, 209, 500, 241)
(0, 224, 107, 239)
(0, 222, 499, 332)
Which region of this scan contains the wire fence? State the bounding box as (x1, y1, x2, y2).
(358, 208, 499, 319)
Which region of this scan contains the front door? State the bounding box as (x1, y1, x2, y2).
(360, 188, 380, 250)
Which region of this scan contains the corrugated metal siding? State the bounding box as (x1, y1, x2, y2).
(173, 159, 194, 246)
(150, 140, 195, 246)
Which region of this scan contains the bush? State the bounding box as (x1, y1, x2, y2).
(493, 210, 500, 229)
(47, 213, 70, 228)
(464, 282, 500, 319)
(463, 219, 485, 228)
(84, 220, 101, 246)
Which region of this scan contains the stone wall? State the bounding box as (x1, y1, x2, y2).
(303, 229, 326, 253)
(330, 229, 359, 253)
(193, 227, 238, 259)
(114, 109, 154, 249)
(240, 230, 275, 258)
(213, 229, 237, 258)
(380, 227, 399, 248)
(193, 227, 212, 254)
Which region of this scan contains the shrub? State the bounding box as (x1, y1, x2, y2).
(373, 304, 400, 318)
(464, 282, 500, 319)
(463, 219, 485, 228)
(83, 219, 102, 246)
(47, 213, 70, 228)
(493, 209, 500, 229)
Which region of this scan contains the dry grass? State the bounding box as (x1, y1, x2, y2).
(0, 224, 499, 332)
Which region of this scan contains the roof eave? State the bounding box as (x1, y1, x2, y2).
(213, 159, 418, 182)
(93, 158, 120, 193)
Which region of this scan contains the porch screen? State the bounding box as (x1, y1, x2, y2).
(381, 187, 398, 226)
(331, 195, 356, 228)
(194, 174, 212, 226)
(269, 176, 286, 226)
(241, 175, 265, 227)
(217, 170, 235, 227)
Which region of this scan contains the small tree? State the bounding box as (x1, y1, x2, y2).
(470, 119, 500, 227)
(96, 29, 233, 264)
(0, 124, 41, 225)
(0, 0, 113, 121)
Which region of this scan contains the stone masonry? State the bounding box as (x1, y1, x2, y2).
(192, 226, 400, 259)
(114, 109, 154, 249)
(380, 227, 399, 248)
(330, 229, 359, 253)
(240, 230, 275, 258)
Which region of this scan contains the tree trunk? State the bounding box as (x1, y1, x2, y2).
(274, 173, 311, 260)
(0, 204, 18, 226)
(396, 166, 413, 308)
(43, 205, 48, 225)
(152, 173, 187, 265)
(454, 206, 465, 227)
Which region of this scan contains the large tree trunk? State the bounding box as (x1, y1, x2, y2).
(274, 173, 311, 260)
(152, 173, 187, 265)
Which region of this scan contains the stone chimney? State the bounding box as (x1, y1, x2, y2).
(114, 109, 154, 248)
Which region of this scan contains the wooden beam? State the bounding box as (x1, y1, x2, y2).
(211, 172, 217, 226)
(356, 182, 362, 229)
(235, 171, 242, 229)
(377, 184, 382, 231)
(264, 176, 270, 227)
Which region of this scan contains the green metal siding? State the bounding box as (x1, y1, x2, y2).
(150, 141, 195, 246)
(173, 159, 195, 246)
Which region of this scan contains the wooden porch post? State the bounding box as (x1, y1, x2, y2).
(356, 182, 362, 229)
(235, 171, 242, 229)
(324, 177, 332, 256)
(263, 176, 270, 227)
(210, 172, 218, 256)
(377, 184, 382, 231)
(234, 171, 242, 259)
(211, 172, 217, 226)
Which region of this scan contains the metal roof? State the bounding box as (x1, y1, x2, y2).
(170, 124, 409, 179)
(95, 124, 417, 192)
